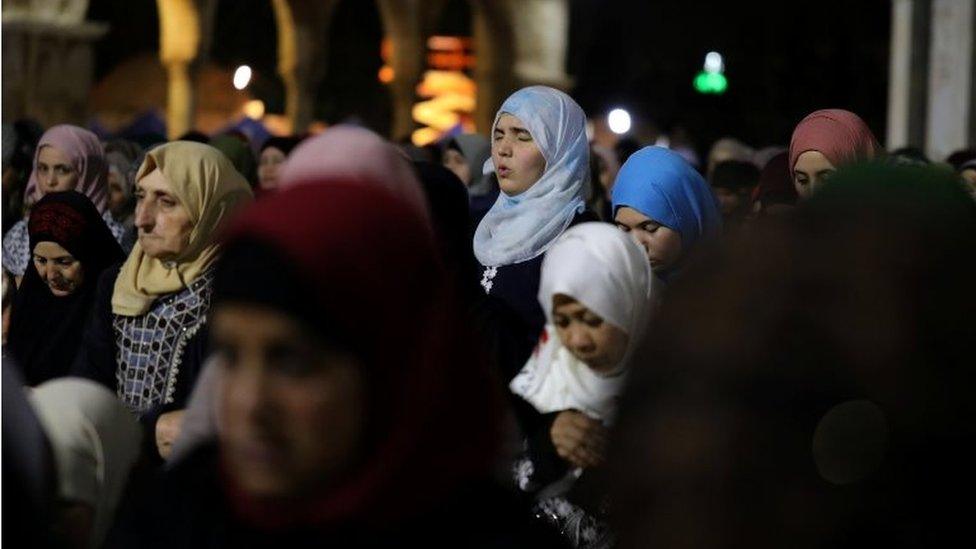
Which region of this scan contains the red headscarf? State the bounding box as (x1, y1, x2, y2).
(25, 125, 109, 213)
(788, 109, 880, 173)
(751, 151, 797, 207)
(215, 181, 501, 530)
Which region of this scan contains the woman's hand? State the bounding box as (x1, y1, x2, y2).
(155, 409, 186, 460)
(550, 410, 608, 469)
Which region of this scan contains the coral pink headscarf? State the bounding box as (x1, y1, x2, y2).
(788, 109, 880, 172)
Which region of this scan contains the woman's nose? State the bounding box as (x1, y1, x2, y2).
(134, 203, 154, 230)
(568, 327, 594, 352)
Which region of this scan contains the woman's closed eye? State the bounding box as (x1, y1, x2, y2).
(583, 314, 603, 328)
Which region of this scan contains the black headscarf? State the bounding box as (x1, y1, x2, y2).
(7, 191, 125, 385)
(412, 161, 481, 301)
(260, 136, 304, 157)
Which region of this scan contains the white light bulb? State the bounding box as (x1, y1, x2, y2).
(233, 65, 252, 90)
(704, 52, 724, 74)
(608, 108, 632, 135)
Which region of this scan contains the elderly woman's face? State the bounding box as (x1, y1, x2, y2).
(793, 150, 836, 200)
(213, 302, 366, 499)
(32, 241, 84, 297)
(133, 169, 194, 260)
(35, 146, 79, 196)
(492, 113, 547, 196)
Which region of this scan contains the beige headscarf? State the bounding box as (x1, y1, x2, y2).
(112, 142, 253, 316)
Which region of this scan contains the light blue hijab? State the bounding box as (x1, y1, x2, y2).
(473, 86, 589, 266)
(611, 146, 722, 278)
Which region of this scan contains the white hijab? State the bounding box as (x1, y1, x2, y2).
(473, 86, 589, 266)
(29, 378, 142, 548)
(510, 222, 656, 423)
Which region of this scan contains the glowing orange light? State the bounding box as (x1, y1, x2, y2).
(411, 36, 477, 146)
(378, 65, 395, 84)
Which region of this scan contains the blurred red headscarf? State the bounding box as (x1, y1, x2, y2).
(215, 181, 500, 530)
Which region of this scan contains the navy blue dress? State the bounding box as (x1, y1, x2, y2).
(477, 210, 600, 382)
(72, 264, 211, 459)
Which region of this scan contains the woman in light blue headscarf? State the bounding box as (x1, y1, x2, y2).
(612, 146, 722, 282)
(474, 85, 597, 380)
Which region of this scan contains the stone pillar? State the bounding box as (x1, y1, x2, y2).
(471, 0, 516, 133)
(377, 0, 425, 140)
(156, 0, 202, 139)
(508, 0, 572, 90)
(277, 0, 339, 134)
(1, 4, 108, 126)
(886, 0, 930, 150)
(924, 0, 975, 160)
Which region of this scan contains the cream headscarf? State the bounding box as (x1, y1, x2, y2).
(510, 222, 657, 423)
(111, 142, 253, 316)
(29, 378, 143, 548)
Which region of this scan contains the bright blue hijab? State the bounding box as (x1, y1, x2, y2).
(611, 146, 722, 277)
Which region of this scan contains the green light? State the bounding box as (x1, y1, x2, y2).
(694, 71, 728, 94)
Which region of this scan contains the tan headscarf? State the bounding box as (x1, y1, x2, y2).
(112, 142, 252, 316)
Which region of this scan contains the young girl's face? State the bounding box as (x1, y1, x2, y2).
(614, 206, 683, 272)
(491, 113, 547, 196)
(552, 294, 629, 374)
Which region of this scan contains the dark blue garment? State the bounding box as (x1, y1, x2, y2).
(105, 442, 569, 548)
(72, 264, 211, 458)
(469, 188, 499, 231)
(477, 210, 600, 381)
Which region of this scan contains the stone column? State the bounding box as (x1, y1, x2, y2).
(1, 7, 108, 126)
(277, 0, 339, 134)
(471, 0, 516, 133)
(508, 0, 572, 90)
(925, 0, 975, 160)
(377, 0, 425, 140)
(886, 0, 930, 150)
(156, 0, 202, 139)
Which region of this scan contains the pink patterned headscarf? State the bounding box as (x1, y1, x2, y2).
(789, 109, 880, 172)
(25, 125, 108, 213)
(278, 125, 430, 222)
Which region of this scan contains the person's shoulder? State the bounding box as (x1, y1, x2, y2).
(94, 262, 124, 299)
(2, 218, 27, 250)
(570, 209, 601, 226)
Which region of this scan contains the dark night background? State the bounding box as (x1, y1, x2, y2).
(87, 0, 891, 154)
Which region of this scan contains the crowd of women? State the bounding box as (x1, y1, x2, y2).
(3, 86, 976, 548)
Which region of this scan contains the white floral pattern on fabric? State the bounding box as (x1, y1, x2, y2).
(480, 265, 498, 294)
(1, 212, 129, 276)
(533, 496, 615, 549)
(2, 219, 30, 276)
